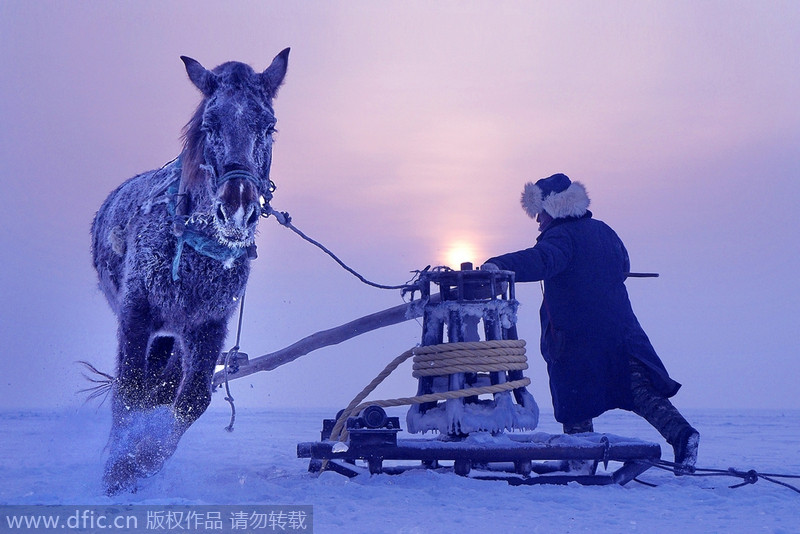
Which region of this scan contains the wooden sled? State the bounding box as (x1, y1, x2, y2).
(297, 412, 661, 487)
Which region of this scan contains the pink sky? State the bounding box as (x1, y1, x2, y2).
(1, 1, 798, 412)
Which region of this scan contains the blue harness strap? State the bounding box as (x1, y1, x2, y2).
(165, 163, 250, 281)
(172, 229, 248, 281)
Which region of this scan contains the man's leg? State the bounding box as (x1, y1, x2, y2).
(562, 419, 597, 474)
(562, 419, 594, 434)
(630, 358, 699, 471)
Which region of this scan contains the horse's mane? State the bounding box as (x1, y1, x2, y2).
(180, 101, 207, 193)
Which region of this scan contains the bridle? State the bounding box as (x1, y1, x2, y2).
(214, 168, 277, 217)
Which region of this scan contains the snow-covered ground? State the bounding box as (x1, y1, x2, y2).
(2, 406, 799, 533)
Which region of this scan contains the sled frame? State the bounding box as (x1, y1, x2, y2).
(298, 432, 661, 486)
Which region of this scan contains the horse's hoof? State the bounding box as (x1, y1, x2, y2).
(103, 479, 136, 497)
(102, 459, 139, 496)
(102, 406, 182, 495)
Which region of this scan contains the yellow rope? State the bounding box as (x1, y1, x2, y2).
(328, 339, 528, 443)
(412, 340, 527, 377)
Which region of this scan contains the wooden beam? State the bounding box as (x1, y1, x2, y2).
(212, 294, 440, 387)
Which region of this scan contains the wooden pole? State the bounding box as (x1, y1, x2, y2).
(212, 294, 441, 388)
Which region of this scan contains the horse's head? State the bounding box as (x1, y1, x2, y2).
(180, 49, 289, 248)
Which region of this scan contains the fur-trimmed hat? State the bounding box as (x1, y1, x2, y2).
(520, 173, 590, 219)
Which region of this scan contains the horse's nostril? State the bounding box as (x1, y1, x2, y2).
(216, 204, 227, 222)
(246, 208, 259, 226)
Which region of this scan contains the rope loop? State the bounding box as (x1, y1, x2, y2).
(729, 468, 760, 488)
(643, 460, 800, 494)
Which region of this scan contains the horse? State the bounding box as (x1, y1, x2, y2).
(91, 49, 290, 495)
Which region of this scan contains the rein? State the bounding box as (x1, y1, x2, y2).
(261, 206, 414, 291)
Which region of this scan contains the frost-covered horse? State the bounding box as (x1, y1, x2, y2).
(91, 49, 289, 495)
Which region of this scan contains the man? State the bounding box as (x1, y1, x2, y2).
(483, 173, 699, 472)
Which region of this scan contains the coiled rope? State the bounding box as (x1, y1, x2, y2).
(328, 339, 529, 443)
(412, 341, 528, 377)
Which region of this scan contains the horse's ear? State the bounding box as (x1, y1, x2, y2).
(261, 48, 290, 97)
(181, 56, 218, 96)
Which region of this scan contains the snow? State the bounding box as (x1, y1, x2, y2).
(2, 406, 799, 532)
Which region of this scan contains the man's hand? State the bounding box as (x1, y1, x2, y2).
(480, 262, 508, 295)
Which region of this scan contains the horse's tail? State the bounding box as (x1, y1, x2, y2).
(76, 360, 116, 406)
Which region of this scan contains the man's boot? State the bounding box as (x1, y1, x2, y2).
(671, 426, 699, 474)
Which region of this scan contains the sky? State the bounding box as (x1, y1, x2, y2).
(1, 1, 798, 414)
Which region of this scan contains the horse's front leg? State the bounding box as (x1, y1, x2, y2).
(144, 336, 183, 407)
(173, 320, 227, 429)
(127, 321, 226, 480)
(103, 304, 161, 495)
(111, 307, 155, 416)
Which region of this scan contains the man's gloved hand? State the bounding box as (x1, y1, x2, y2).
(480, 262, 508, 295)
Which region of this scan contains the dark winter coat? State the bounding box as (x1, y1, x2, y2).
(486, 212, 681, 425)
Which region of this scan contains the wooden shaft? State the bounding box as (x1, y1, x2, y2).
(212, 293, 441, 387)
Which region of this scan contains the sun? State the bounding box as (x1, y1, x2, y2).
(444, 241, 477, 269)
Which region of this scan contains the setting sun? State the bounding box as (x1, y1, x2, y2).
(444, 241, 477, 269)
